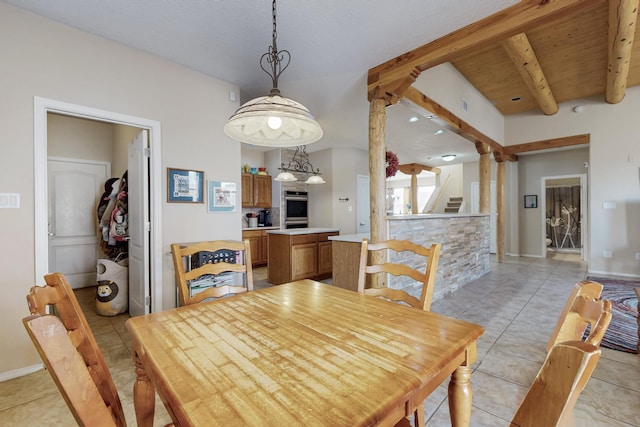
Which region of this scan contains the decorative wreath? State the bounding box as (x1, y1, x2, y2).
(385, 150, 399, 178)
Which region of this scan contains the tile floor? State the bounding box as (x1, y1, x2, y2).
(1, 254, 638, 426)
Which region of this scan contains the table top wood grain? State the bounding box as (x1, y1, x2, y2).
(126, 280, 484, 427)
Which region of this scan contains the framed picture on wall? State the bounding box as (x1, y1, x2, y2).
(208, 181, 237, 213)
(167, 168, 204, 203)
(524, 194, 537, 209)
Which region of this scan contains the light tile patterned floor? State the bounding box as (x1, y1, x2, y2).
(1, 254, 638, 426)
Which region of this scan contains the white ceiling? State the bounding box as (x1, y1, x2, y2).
(3, 0, 519, 166)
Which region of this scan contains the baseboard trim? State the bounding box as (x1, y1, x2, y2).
(588, 269, 640, 280)
(519, 253, 545, 259)
(0, 364, 43, 382)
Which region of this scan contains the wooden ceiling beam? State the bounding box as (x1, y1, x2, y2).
(398, 163, 441, 175)
(502, 134, 590, 155)
(501, 33, 558, 115)
(367, 0, 606, 101)
(606, 0, 638, 104)
(404, 86, 505, 154)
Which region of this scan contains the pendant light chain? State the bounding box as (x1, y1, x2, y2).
(223, 0, 323, 147)
(261, 0, 290, 95)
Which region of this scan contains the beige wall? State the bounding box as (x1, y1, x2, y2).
(48, 113, 114, 161)
(516, 148, 589, 257)
(506, 87, 640, 276)
(0, 3, 240, 376)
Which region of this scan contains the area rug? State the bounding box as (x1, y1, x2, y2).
(587, 276, 639, 354)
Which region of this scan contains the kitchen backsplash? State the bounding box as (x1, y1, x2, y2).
(242, 207, 280, 228)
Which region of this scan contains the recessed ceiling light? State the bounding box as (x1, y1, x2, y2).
(408, 116, 419, 123)
(434, 129, 445, 136)
(572, 105, 585, 113)
(442, 154, 456, 162)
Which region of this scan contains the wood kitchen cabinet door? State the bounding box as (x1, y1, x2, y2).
(291, 243, 318, 281)
(242, 230, 262, 266)
(317, 241, 333, 276)
(241, 174, 254, 208)
(253, 175, 272, 208)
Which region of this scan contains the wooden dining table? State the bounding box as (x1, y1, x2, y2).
(126, 280, 484, 427)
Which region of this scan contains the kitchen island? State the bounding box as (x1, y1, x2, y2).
(267, 228, 340, 285)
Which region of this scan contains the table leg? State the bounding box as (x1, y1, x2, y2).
(133, 351, 156, 427)
(448, 365, 472, 427)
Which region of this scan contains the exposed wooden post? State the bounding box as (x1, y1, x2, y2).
(369, 98, 387, 288)
(502, 33, 558, 115)
(606, 0, 638, 104)
(410, 173, 418, 214)
(496, 160, 505, 263)
(477, 143, 491, 214)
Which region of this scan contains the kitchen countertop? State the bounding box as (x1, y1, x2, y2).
(328, 233, 369, 243)
(242, 226, 280, 231)
(267, 227, 341, 235)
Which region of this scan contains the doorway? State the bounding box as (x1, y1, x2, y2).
(34, 97, 163, 315)
(541, 174, 587, 260)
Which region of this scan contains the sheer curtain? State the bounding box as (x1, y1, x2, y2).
(545, 186, 581, 249)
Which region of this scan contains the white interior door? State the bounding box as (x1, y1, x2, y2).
(48, 158, 109, 289)
(471, 181, 497, 254)
(128, 130, 150, 316)
(356, 175, 370, 234)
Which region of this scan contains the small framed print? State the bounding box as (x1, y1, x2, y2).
(208, 181, 237, 213)
(524, 194, 537, 209)
(167, 168, 204, 203)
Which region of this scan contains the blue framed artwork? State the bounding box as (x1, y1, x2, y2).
(208, 181, 237, 212)
(167, 168, 204, 203)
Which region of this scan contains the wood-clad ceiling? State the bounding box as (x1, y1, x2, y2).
(367, 0, 639, 159)
(452, 1, 640, 116)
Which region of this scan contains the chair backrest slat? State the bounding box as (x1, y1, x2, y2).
(511, 341, 601, 427)
(546, 280, 612, 351)
(357, 239, 441, 311)
(23, 314, 117, 427)
(25, 272, 125, 426)
(171, 240, 253, 306)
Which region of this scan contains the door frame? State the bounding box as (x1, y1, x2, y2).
(540, 174, 587, 261)
(34, 96, 164, 313)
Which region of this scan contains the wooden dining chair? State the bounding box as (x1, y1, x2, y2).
(546, 280, 612, 352)
(171, 239, 254, 306)
(23, 314, 118, 427)
(26, 272, 127, 427)
(357, 238, 441, 311)
(511, 340, 601, 427)
(357, 238, 441, 427)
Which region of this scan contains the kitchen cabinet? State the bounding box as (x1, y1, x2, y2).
(267, 229, 339, 285)
(242, 230, 268, 266)
(241, 173, 272, 208)
(317, 234, 334, 276)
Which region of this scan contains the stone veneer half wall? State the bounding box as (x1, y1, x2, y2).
(387, 213, 490, 301)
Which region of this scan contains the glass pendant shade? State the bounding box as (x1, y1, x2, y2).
(224, 95, 323, 147)
(274, 171, 297, 182)
(305, 175, 326, 184)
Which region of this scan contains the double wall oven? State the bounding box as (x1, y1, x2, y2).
(284, 191, 308, 229)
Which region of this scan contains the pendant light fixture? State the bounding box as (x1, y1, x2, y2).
(274, 145, 325, 184)
(224, 0, 323, 147)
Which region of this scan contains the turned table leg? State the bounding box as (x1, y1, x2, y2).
(448, 365, 472, 427)
(133, 351, 156, 427)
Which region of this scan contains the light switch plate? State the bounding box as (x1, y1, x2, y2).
(0, 193, 20, 208)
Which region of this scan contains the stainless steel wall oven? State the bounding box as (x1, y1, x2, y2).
(284, 190, 308, 229)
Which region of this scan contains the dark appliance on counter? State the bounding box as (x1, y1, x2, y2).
(284, 190, 308, 229)
(257, 209, 271, 227)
